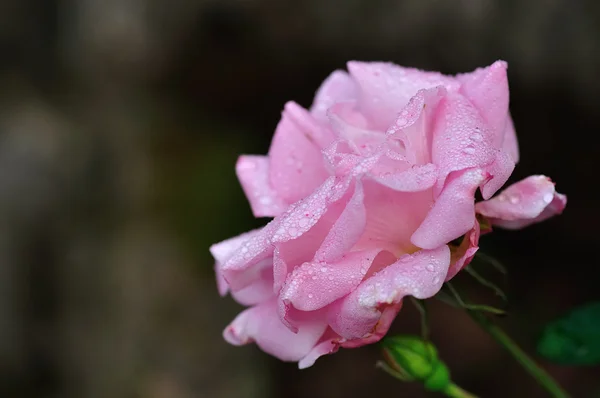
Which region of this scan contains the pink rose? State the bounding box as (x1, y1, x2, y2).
(211, 61, 566, 368)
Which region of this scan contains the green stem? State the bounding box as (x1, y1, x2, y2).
(443, 383, 479, 398)
(467, 310, 571, 398)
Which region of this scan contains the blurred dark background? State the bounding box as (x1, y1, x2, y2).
(0, 0, 598, 397)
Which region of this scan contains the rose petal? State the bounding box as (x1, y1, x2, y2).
(446, 221, 480, 281)
(347, 61, 459, 130)
(315, 180, 366, 262)
(231, 260, 275, 305)
(328, 246, 451, 340)
(386, 87, 447, 165)
(367, 163, 438, 192)
(221, 223, 276, 291)
(411, 168, 488, 250)
(310, 70, 358, 123)
(236, 155, 288, 217)
(431, 92, 496, 193)
(223, 299, 327, 362)
(458, 60, 509, 145)
(268, 102, 330, 203)
(475, 175, 567, 229)
(210, 229, 262, 295)
(503, 115, 520, 164)
(356, 179, 434, 255)
(280, 249, 386, 312)
(298, 338, 340, 369)
(480, 149, 515, 200)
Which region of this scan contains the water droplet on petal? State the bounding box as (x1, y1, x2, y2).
(426, 263, 435, 272)
(433, 276, 441, 284)
(470, 132, 483, 142)
(308, 294, 313, 299)
(510, 195, 520, 204)
(463, 146, 476, 155)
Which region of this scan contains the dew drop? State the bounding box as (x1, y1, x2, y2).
(426, 263, 435, 272)
(308, 294, 313, 299)
(321, 267, 328, 273)
(433, 276, 441, 284)
(470, 132, 483, 142)
(463, 146, 476, 155)
(288, 227, 299, 237)
(509, 195, 520, 204)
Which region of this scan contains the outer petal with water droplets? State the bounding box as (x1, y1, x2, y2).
(411, 168, 488, 250)
(314, 180, 366, 262)
(458, 60, 509, 145)
(310, 70, 358, 122)
(210, 229, 262, 295)
(280, 249, 390, 312)
(221, 223, 276, 291)
(503, 115, 519, 163)
(475, 175, 567, 230)
(347, 61, 459, 130)
(328, 246, 450, 340)
(431, 92, 496, 192)
(268, 102, 330, 204)
(223, 299, 327, 362)
(236, 155, 287, 217)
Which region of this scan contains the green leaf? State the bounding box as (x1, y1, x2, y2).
(537, 301, 600, 365)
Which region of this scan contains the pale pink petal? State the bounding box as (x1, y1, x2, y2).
(503, 115, 520, 163)
(328, 102, 386, 156)
(431, 92, 496, 192)
(210, 229, 262, 295)
(315, 181, 366, 262)
(338, 304, 401, 348)
(272, 178, 353, 292)
(480, 149, 515, 200)
(355, 179, 434, 256)
(387, 87, 447, 165)
(221, 223, 276, 291)
(268, 102, 330, 203)
(223, 299, 327, 362)
(475, 175, 567, 229)
(347, 61, 459, 130)
(271, 176, 346, 244)
(328, 246, 451, 340)
(236, 155, 287, 217)
(446, 221, 480, 281)
(367, 163, 438, 192)
(298, 338, 340, 369)
(230, 260, 274, 305)
(310, 70, 358, 122)
(412, 168, 488, 250)
(458, 61, 509, 145)
(210, 229, 261, 265)
(280, 249, 386, 312)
